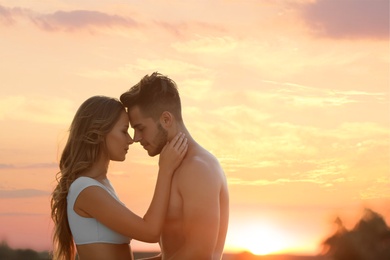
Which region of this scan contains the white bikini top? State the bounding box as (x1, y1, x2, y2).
(67, 177, 130, 245)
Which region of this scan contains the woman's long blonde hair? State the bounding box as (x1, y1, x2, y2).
(50, 96, 125, 260)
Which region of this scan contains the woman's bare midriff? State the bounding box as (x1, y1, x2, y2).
(76, 243, 133, 260)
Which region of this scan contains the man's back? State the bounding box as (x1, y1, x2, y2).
(160, 143, 229, 259)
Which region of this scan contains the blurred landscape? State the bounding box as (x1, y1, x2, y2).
(0, 0, 388, 259)
(0, 244, 330, 260)
(136, 252, 330, 260)
(1, 208, 389, 260)
(222, 253, 328, 260)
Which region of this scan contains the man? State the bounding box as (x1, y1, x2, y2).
(120, 72, 229, 259)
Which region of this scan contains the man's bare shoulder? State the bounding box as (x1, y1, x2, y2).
(181, 146, 221, 170)
(175, 146, 225, 188)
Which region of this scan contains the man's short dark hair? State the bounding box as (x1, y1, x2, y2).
(120, 72, 182, 122)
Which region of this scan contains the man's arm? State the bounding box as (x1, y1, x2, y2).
(168, 159, 221, 259)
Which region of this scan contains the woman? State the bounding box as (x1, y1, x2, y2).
(51, 96, 187, 260)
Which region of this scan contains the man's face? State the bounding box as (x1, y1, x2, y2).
(128, 106, 168, 157)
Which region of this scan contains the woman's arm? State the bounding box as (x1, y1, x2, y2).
(75, 133, 187, 242)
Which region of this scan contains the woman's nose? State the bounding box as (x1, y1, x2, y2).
(128, 135, 134, 145)
(133, 133, 142, 143)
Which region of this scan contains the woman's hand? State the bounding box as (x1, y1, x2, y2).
(158, 132, 188, 173)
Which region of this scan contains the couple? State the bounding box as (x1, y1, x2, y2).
(51, 72, 230, 260)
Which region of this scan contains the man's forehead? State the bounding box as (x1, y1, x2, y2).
(127, 106, 142, 118)
(127, 106, 152, 127)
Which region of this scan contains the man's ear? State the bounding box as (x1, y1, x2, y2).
(160, 111, 173, 128)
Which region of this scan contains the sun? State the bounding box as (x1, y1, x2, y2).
(234, 223, 289, 255)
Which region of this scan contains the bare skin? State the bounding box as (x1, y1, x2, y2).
(128, 106, 229, 260)
(71, 112, 188, 260)
(76, 243, 133, 260)
(160, 142, 229, 260)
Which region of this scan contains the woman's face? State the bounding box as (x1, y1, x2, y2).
(105, 111, 133, 161)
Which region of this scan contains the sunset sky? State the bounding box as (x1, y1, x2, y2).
(0, 0, 389, 256)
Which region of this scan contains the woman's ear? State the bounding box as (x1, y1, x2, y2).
(160, 111, 173, 128)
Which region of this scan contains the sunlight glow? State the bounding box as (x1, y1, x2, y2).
(233, 223, 289, 255)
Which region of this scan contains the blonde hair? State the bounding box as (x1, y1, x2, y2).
(50, 96, 125, 260)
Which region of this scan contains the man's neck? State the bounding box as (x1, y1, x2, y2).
(178, 126, 198, 150)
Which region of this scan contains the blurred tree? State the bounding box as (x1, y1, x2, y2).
(0, 240, 50, 260)
(322, 208, 390, 260)
(0, 241, 14, 259)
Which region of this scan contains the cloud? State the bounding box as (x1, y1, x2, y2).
(172, 35, 237, 53)
(227, 176, 327, 186)
(196, 98, 389, 191)
(260, 80, 387, 107)
(0, 164, 14, 169)
(0, 5, 13, 24)
(22, 163, 58, 169)
(0, 189, 50, 199)
(33, 10, 137, 32)
(298, 0, 389, 39)
(325, 122, 390, 141)
(154, 20, 226, 38)
(0, 212, 45, 216)
(78, 58, 211, 81)
(0, 95, 75, 125)
(129, 58, 212, 77)
(0, 163, 58, 170)
(0, 5, 25, 25)
(299, 159, 349, 183)
(358, 176, 390, 200)
(0, 4, 137, 32)
(185, 85, 385, 173)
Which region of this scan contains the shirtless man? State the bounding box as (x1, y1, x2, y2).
(120, 72, 229, 259)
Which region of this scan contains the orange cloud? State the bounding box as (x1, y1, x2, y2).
(0, 189, 50, 198)
(0, 96, 75, 125)
(0, 4, 138, 31)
